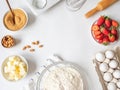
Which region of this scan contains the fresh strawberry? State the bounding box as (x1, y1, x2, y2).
(108, 34, 116, 42)
(98, 39, 103, 43)
(105, 18, 111, 28)
(101, 27, 110, 36)
(92, 25, 99, 31)
(115, 34, 119, 40)
(94, 30, 101, 36)
(95, 33, 104, 40)
(112, 20, 119, 28)
(97, 16, 105, 26)
(111, 29, 117, 35)
(102, 37, 109, 45)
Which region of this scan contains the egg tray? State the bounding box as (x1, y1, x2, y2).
(93, 46, 120, 90)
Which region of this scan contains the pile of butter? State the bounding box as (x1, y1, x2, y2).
(3, 56, 27, 81)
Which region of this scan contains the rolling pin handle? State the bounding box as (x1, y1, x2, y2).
(85, 7, 99, 18)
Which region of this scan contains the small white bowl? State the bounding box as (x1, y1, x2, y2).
(3, 8, 28, 31)
(1, 55, 28, 81)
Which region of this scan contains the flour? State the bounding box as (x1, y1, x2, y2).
(43, 66, 83, 90)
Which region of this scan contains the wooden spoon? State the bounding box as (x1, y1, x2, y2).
(6, 0, 15, 24)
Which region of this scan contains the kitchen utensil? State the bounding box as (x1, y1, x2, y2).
(6, 0, 15, 24)
(85, 0, 118, 18)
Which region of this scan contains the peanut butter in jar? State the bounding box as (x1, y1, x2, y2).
(3, 9, 28, 31)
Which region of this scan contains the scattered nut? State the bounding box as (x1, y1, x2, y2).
(22, 46, 27, 50)
(30, 49, 35, 52)
(39, 45, 43, 48)
(32, 42, 36, 45)
(26, 45, 31, 48)
(35, 41, 39, 45)
(22, 40, 43, 52)
(1, 35, 15, 48)
(32, 41, 39, 45)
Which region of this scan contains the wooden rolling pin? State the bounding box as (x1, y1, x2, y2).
(85, 0, 118, 18)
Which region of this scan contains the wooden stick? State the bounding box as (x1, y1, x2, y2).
(85, 0, 118, 18)
(6, 0, 15, 24)
(85, 7, 99, 18)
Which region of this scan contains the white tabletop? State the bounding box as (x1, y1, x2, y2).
(0, 0, 120, 90)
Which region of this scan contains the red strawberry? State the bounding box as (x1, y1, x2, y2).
(95, 33, 104, 40)
(115, 34, 119, 40)
(101, 28, 110, 36)
(112, 20, 119, 28)
(105, 18, 111, 28)
(102, 37, 109, 45)
(97, 16, 105, 26)
(98, 39, 103, 43)
(94, 30, 101, 36)
(92, 25, 99, 31)
(108, 34, 116, 42)
(111, 29, 117, 35)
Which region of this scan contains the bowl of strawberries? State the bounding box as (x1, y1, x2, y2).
(91, 15, 119, 46)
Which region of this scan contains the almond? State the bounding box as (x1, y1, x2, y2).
(39, 45, 43, 48)
(22, 46, 27, 50)
(30, 49, 35, 52)
(26, 45, 31, 48)
(32, 42, 36, 45)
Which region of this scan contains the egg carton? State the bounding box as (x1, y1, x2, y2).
(93, 46, 120, 90)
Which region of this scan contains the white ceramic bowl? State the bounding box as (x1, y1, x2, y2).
(91, 21, 119, 46)
(1, 55, 28, 81)
(3, 8, 28, 31)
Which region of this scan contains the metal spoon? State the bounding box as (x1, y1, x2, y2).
(6, 0, 15, 24)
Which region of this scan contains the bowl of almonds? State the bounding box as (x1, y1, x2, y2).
(1, 35, 15, 48)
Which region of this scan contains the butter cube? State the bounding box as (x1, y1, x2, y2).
(8, 73, 15, 80)
(7, 61, 12, 67)
(20, 69, 26, 76)
(19, 62, 26, 68)
(14, 56, 21, 62)
(4, 66, 9, 73)
(8, 56, 15, 61)
(13, 61, 20, 65)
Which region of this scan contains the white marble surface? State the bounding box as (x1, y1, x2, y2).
(0, 0, 120, 90)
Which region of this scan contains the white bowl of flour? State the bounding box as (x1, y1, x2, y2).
(36, 62, 86, 90)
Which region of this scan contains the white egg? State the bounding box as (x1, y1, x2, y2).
(99, 62, 108, 72)
(117, 81, 120, 88)
(109, 60, 118, 69)
(107, 82, 117, 90)
(95, 52, 105, 62)
(105, 50, 114, 59)
(103, 72, 113, 82)
(113, 70, 120, 79)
